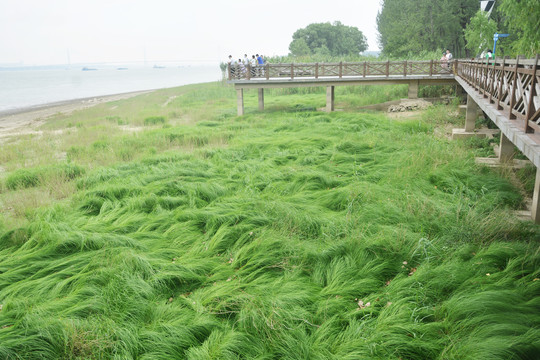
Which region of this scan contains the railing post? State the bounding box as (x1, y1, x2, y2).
(363, 61, 367, 77)
(429, 60, 433, 76)
(315, 63, 319, 79)
(339, 62, 343, 78)
(265, 63, 269, 80)
(525, 54, 539, 132)
(509, 57, 520, 120)
(489, 58, 496, 103)
(291, 63, 294, 79)
(484, 58, 490, 96)
(497, 57, 506, 110)
(403, 61, 407, 77)
(386, 60, 390, 77)
(228, 64, 232, 81)
(246, 64, 251, 80)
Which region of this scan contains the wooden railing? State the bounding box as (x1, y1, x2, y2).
(229, 56, 539, 135)
(457, 56, 540, 133)
(228, 60, 455, 81)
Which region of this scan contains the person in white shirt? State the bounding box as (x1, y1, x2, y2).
(250, 55, 257, 77)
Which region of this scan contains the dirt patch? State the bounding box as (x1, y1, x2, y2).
(387, 99, 432, 113)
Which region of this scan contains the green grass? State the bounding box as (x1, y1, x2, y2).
(0, 82, 539, 359)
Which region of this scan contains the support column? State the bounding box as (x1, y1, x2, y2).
(326, 86, 335, 112)
(408, 80, 419, 99)
(532, 168, 540, 223)
(258, 88, 264, 111)
(465, 94, 479, 132)
(498, 133, 515, 162)
(237, 89, 244, 116)
(452, 94, 491, 139)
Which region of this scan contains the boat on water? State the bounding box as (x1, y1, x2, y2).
(153, 65, 165, 69)
(82, 67, 97, 71)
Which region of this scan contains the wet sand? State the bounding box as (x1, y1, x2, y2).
(0, 90, 152, 140)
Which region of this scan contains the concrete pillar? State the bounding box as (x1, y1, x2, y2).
(237, 89, 244, 116)
(258, 88, 264, 111)
(532, 168, 540, 224)
(498, 133, 515, 162)
(326, 86, 335, 112)
(465, 94, 479, 132)
(408, 80, 419, 99)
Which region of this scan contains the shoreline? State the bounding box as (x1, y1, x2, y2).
(0, 90, 154, 141)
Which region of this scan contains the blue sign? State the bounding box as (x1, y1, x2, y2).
(493, 33, 510, 56)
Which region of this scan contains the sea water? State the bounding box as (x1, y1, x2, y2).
(0, 64, 222, 112)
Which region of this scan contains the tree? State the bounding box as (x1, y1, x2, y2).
(377, 0, 479, 58)
(289, 22, 367, 57)
(288, 38, 311, 56)
(464, 11, 498, 57)
(499, 0, 540, 57)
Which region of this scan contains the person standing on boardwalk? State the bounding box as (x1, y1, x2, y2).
(445, 49, 453, 61)
(228, 55, 235, 78)
(250, 55, 257, 77)
(256, 54, 264, 76)
(485, 49, 493, 62)
(440, 52, 448, 69)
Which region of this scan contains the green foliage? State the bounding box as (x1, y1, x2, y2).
(499, 0, 540, 57)
(464, 11, 498, 57)
(377, 0, 479, 58)
(289, 21, 368, 57)
(5, 169, 40, 190)
(5, 164, 85, 190)
(0, 82, 538, 359)
(144, 116, 167, 126)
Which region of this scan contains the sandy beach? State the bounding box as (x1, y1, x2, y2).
(0, 90, 151, 140)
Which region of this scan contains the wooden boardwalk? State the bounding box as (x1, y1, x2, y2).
(228, 57, 540, 222)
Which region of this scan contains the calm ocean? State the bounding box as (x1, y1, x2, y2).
(0, 64, 222, 112)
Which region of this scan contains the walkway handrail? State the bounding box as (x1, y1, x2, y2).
(228, 60, 455, 81)
(457, 56, 540, 133)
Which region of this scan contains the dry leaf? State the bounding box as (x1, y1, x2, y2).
(357, 300, 371, 309)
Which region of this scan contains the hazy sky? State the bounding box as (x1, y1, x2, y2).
(0, 0, 382, 66)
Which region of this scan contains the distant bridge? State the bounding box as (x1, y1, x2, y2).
(228, 57, 540, 223)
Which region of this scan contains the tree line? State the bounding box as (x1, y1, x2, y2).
(287, 0, 539, 60)
(378, 0, 539, 58)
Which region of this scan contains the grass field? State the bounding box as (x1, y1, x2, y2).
(0, 82, 539, 359)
